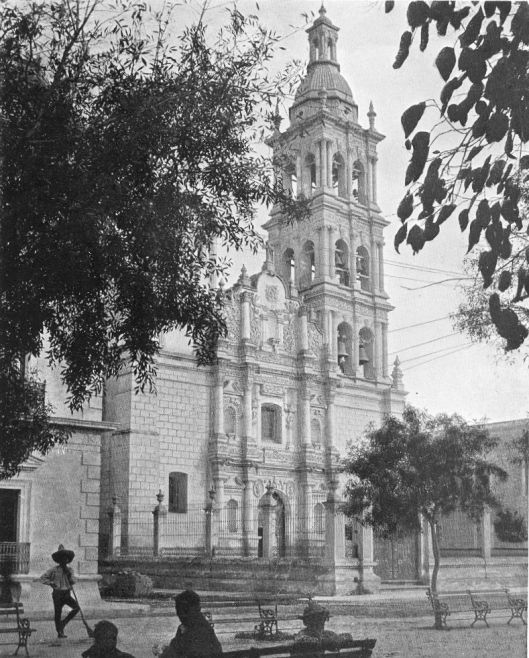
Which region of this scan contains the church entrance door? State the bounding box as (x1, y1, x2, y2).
(373, 530, 419, 581)
(257, 490, 287, 558)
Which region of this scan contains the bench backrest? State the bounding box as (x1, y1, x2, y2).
(223, 639, 376, 658)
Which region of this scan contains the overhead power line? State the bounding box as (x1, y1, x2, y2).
(385, 258, 464, 278)
(389, 315, 450, 333)
(399, 341, 474, 365)
(389, 332, 460, 356)
(403, 344, 477, 371)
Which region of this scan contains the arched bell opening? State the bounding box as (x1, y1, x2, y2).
(335, 239, 350, 287)
(352, 160, 366, 204)
(282, 248, 295, 296)
(332, 153, 346, 198)
(305, 154, 317, 196)
(300, 240, 316, 289)
(356, 246, 370, 291)
(358, 326, 374, 379)
(337, 321, 353, 375)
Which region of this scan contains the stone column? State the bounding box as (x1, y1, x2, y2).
(300, 482, 313, 557)
(319, 227, 329, 281)
(298, 306, 308, 352)
(260, 485, 274, 558)
(358, 509, 381, 592)
(324, 485, 345, 565)
(328, 227, 335, 278)
(253, 383, 261, 446)
(326, 311, 336, 361)
(241, 292, 251, 342)
(375, 320, 383, 380)
(382, 323, 388, 378)
(214, 376, 224, 436)
(377, 243, 385, 293)
(371, 157, 378, 203)
(326, 396, 335, 451)
(296, 154, 302, 197)
(371, 237, 380, 292)
(152, 490, 167, 557)
(107, 497, 122, 558)
(319, 141, 324, 189)
(242, 480, 255, 557)
(326, 141, 332, 188)
(300, 388, 311, 446)
(243, 385, 253, 442)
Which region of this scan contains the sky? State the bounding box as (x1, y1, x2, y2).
(176, 0, 529, 423)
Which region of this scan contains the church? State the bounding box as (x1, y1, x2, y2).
(2, 9, 524, 607)
(99, 7, 407, 594)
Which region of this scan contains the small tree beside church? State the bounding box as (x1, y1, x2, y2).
(341, 406, 507, 629)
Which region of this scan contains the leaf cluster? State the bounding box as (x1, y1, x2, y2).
(493, 508, 528, 542)
(342, 405, 507, 536)
(390, 1, 529, 352)
(0, 0, 302, 410)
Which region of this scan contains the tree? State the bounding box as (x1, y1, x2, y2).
(341, 406, 507, 629)
(0, 0, 306, 476)
(388, 1, 529, 353)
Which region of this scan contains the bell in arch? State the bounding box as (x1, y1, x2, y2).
(337, 335, 349, 373)
(358, 342, 369, 365)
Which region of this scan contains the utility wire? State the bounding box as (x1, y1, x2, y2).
(389, 316, 450, 333)
(388, 332, 460, 356)
(399, 341, 474, 364)
(385, 259, 464, 278)
(403, 344, 477, 371)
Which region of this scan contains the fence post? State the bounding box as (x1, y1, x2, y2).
(261, 483, 275, 558)
(107, 497, 122, 558)
(152, 490, 167, 557)
(205, 489, 217, 556)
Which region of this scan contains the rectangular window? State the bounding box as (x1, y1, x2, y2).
(261, 405, 281, 443)
(168, 472, 188, 513)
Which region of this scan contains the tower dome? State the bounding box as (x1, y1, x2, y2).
(290, 6, 356, 118)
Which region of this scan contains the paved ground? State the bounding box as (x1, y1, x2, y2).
(0, 608, 526, 657)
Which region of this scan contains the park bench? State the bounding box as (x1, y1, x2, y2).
(256, 600, 279, 639)
(223, 638, 377, 657)
(467, 589, 527, 627)
(426, 587, 527, 628)
(0, 602, 35, 656)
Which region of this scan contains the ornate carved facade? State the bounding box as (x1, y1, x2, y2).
(101, 8, 406, 594)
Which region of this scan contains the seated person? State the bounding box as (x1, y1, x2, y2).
(291, 600, 352, 654)
(156, 589, 222, 658)
(82, 620, 135, 658)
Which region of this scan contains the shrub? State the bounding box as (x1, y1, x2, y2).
(493, 509, 528, 543)
(109, 570, 153, 597)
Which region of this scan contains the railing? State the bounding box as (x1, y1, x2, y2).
(0, 543, 30, 574)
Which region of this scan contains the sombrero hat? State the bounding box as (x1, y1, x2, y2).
(52, 544, 75, 564)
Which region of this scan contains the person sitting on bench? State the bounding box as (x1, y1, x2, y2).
(82, 620, 135, 658)
(291, 600, 352, 654)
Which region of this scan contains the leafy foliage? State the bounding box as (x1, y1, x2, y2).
(0, 0, 306, 474)
(493, 508, 528, 542)
(342, 406, 506, 607)
(0, 361, 69, 478)
(343, 406, 505, 532)
(389, 2, 529, 352)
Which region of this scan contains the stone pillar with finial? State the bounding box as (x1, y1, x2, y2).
(152, 490, 167, 557)
(391, 357, 404, 390)
(368, 101, 376, 131)
(205, 488, 217, 556)
(107, 496, 122, 558)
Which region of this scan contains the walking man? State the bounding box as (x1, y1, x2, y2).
(40, 544, 79, 638)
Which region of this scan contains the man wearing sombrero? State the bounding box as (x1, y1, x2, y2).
(40, 544, 80, 638)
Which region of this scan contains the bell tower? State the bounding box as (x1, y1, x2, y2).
(265, 6, 392, 383)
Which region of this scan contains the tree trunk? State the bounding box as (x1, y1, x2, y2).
(428, 516, 444, 630)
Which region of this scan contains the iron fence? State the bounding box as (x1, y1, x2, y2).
(0, 542, 30, 574)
